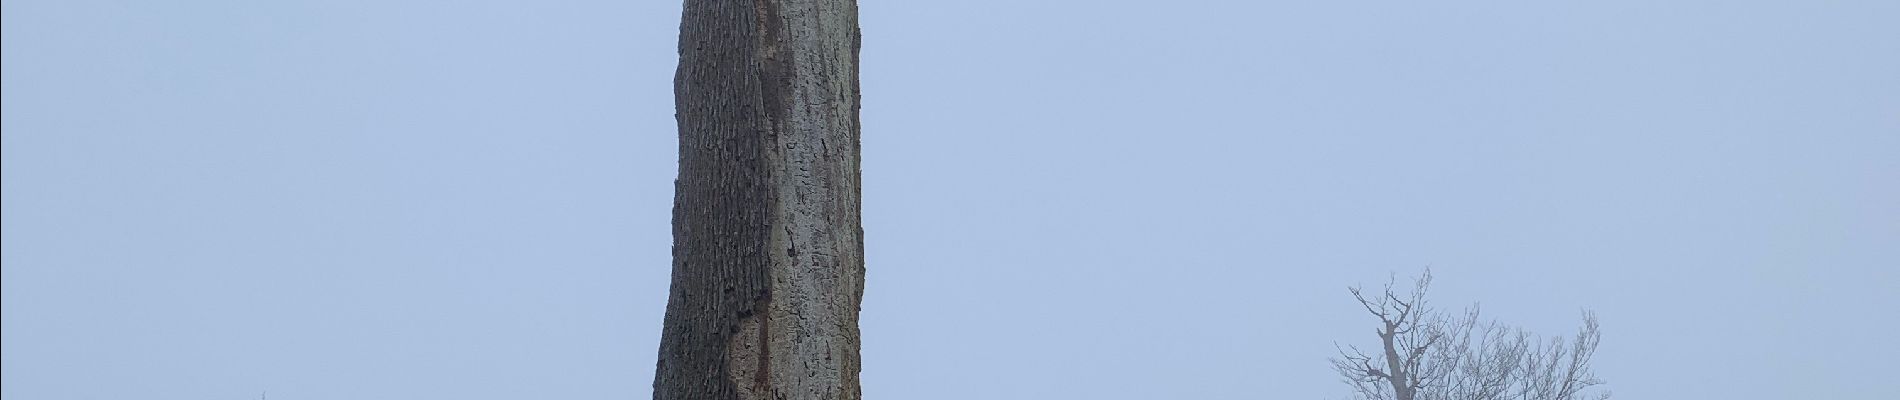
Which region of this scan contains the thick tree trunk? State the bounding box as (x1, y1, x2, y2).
(653, 1, 862, 400)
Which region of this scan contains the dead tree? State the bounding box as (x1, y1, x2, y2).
(1331, 271, 1609, 400)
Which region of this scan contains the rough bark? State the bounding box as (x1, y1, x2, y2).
(653, 0, 862, 400)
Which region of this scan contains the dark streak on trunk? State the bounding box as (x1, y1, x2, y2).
(654, 0, 777, 398)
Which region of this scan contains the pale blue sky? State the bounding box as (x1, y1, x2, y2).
(3, 1, 1896, 399)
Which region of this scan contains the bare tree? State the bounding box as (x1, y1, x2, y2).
(1331, 271, 1609, 400)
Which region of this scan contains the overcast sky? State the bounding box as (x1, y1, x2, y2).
(4, 1, 1897, 399)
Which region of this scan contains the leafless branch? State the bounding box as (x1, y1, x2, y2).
(1329, 270, 1609, 400)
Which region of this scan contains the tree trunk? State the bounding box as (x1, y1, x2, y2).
(653, 1, 862, 400)
(1380, 326, 1414, 400)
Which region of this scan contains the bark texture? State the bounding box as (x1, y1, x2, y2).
(654, 0, 862, 400)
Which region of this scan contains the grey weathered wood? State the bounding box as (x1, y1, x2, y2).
(653, 0, 862, 399)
